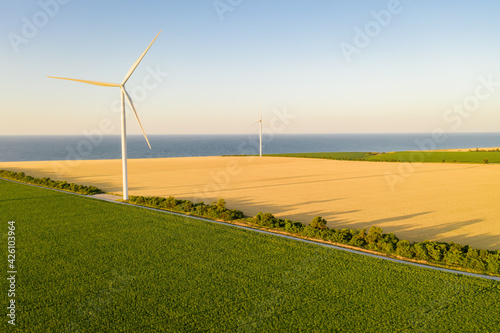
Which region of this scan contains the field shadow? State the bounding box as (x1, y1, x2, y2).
(397, 218, 499, 250)
(207, 196, 500, 250)
(39, 170, 498, 250)
(162, 171, 395, 196)
(342, 216, 499, 250)
(201, 195, 357, 226)
(326, 211, 433, 231)
(368, 211, 434, 225)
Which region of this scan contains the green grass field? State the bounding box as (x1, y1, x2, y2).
(1, 180, 499, 332)
(271, 150, 500, 164)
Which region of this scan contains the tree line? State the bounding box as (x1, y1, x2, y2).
(128, 195, 500, 276)
(128, 196, 244, 221)
(0, 170, 103, 195)
(2, 168, 497, 276)
(251, 212, 500, 275)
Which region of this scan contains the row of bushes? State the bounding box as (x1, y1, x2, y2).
(469, 148, 500, 152)
(5, 167, 494, 277)
(250, 212, 500, 275)
(128, 196, 244, 221)
(0, 170, 103, 195)
(125, 194, 500, 276)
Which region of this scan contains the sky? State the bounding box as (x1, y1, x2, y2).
(1, 0, 500, 135)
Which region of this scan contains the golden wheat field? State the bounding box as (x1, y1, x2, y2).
(1, 156, 499, 250)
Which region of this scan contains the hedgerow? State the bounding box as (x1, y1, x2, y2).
(127, 192, 500, 277)
(248, 213, 500, 276)
(2, 167, 497, 276)
(0, 169, 103, 195)
(128, 196, 244, 221)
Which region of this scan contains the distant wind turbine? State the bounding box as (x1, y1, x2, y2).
(48, 31, 162, 200)
(250, 112, 263, 157)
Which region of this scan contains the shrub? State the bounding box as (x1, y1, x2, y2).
(380, 233, 399, 254)
(349, 229, 367, 247)
(443, 243, 464, 266)
(284, 220, 304, 233)
(414, 241, 430, 261)
(310, 216, 327, 229)
(366, 226, 383, 249)
(486, 252, 500, 274)
(332, 228, 353, 244)
(254, 212, 277, 227)
(396, 240, 415, 258)
(302, 225, 319, 238)
(465, 248, 486, 271)
(216, 199, 226, 212)
(426, 242, 446, 262)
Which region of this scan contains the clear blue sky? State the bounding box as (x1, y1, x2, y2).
(1, 0, 499, 135)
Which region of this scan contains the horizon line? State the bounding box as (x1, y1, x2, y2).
(0, 132, 499, 137)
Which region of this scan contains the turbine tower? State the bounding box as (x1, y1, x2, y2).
(48, 31, 162, 200)
(250, 112, 263, 157)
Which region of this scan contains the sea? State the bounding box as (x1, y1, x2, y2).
(0, 133, 499, 162)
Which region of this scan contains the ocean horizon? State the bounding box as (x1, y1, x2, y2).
(0, 133, 499, 162)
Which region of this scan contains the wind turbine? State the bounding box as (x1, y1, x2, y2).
(250, 112, 263, 157)
(48, 31, 162, 200)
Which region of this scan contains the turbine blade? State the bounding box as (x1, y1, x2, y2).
(122, 31, 162, 85)
(246, 121, 260, 129)
(122, 87, 152, 149)
(47, 76, 120, 87)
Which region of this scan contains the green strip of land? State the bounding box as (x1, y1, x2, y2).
(271, 150, 500, 164)
(1, 180, 499, 332)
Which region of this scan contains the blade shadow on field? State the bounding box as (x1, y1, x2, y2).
(368, 211, 434, 225)
(341, 216, 498, 250)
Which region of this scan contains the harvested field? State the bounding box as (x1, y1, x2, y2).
(1, 156, 499, 250)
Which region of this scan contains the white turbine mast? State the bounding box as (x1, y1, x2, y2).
(48, 31, 162, 200)
(250, 112, 263, 157)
